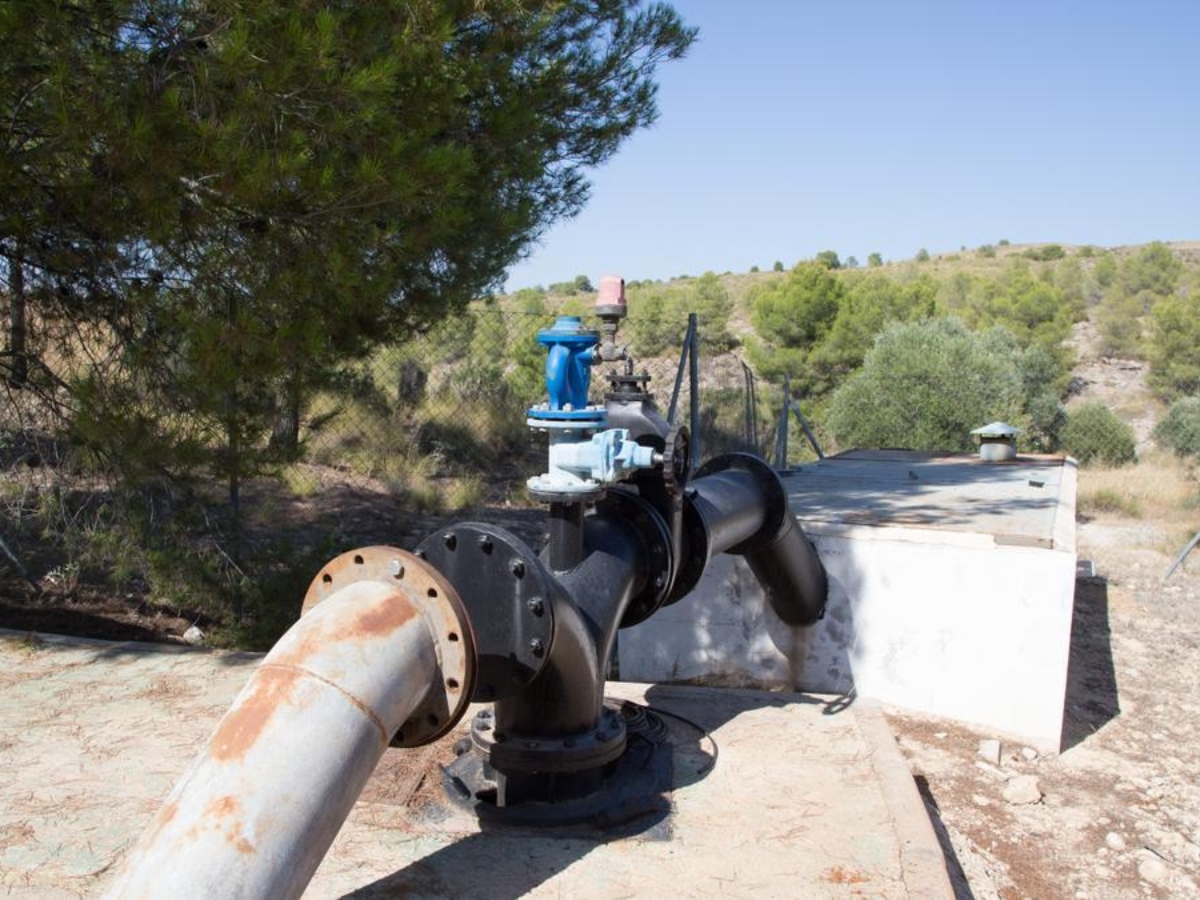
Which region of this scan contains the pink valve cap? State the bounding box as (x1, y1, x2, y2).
(597, 276, 626, 307)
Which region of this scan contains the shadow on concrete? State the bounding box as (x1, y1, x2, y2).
(913, 775, 974, 900)
(342, 701, 709, 899)
(340, 820, 637, 900)
(641, 682, 852, 789)
(784, 450, 1069, 546)
(1059, 575, 1120, 751)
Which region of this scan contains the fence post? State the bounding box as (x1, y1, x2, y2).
(667, 314, 695, 426)
(775, 374, 791, 469)
(687, 313, 700, 467)
(791, 399, 825, 460)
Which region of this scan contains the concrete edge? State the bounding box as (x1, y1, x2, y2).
(1052, 456, 1079, 554)
(0, 627, 263, 663)
(853, 698, 955, 899)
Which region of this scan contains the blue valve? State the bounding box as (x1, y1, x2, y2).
(528, 317, 603, 423)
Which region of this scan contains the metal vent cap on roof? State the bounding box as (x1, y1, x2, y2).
(971, 421, 1020, 461)
(971, 421, 1021, 438)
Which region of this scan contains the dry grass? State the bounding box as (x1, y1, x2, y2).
(1077, 450, 1199, 527)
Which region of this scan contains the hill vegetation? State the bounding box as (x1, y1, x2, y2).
(499, 240, 1200, 463)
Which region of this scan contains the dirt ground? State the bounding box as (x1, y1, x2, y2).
(886, 521, 1200, 899)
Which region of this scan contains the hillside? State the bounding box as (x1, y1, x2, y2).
(499, 239, 1198, 460)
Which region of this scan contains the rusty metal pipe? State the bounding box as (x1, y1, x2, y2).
(107, 550, 474, 900)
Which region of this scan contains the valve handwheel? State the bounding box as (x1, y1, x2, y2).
(661, 425, 691, 493)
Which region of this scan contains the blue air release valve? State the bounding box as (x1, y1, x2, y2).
(526, 315, 658, 499)
(527, 316, 605, 426)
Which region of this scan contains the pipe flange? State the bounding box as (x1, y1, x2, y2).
(416, 524, 555, 702)
(527, 483, 607, 505)
(302, 547, 477, 749)
(598, 486, 675, 627)
(693, 452, 789, 554)
(469, 705, 627, 774)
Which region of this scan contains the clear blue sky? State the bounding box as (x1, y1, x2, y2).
(504, 0, 1199, 290)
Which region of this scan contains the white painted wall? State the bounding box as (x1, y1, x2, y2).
(620, 521, 1077, 751)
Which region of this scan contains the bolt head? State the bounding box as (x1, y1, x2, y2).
(509, 559, 526, 578)
(389, 559, 405, 578)
(443, 533, 457, 550)
(527, 597, 545, 617)
(529, 637, 545, 657)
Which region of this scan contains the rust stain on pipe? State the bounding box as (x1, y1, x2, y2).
(208, 593, 422, 765)
(271, 592, 418, 672)
(347, 598, 418, 638)
(258, 663, 390, 747)
(204, 795, 254, 854)
(177, 795, 255, 856)
(150, 800, 178, 832)
(209, 667, 298, 763)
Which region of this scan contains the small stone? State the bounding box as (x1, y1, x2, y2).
(181, 625, 206, 646)
(1106, 832, 1126, 851)
(1138, 854, 1168, 885)
(1021, 746, 1039, 762)
(975, 760, 1011, 781)
(1003, 775, 1042, 805)
(978, 739, 1002, 766)
(934, 732, 947, 740)
(972, 794, 992, 807)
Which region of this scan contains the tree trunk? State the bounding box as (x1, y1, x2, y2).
(269, 379, 302, 454)
(7, 251, 28, 388)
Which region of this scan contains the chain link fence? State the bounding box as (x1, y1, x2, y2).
(0, 310, 762, 622)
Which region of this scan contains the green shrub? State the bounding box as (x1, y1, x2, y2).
(1119, 241, 1181, 297)
(915, 248, 930, 262)
(1022, 244, 1066, 261)
(825, 318, 1032, 452)
(1147, 292, 1200, 399)
(1096, 288, 1144, 357)
(748, 262, 845, 382)
(1060, 402, 1136, 466)
(1153, 397, 1200, 459)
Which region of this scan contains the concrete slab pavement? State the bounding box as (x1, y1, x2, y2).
(0, 631, 951, 898)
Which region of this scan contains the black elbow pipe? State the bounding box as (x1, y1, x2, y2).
(744, 503, 828, 626)
(496, 512, 647, 739)
(674, 453, 827, 626)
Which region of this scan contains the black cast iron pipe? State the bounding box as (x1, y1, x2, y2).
(496, 512, 648, 739)
(680, 453, 827, 626)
